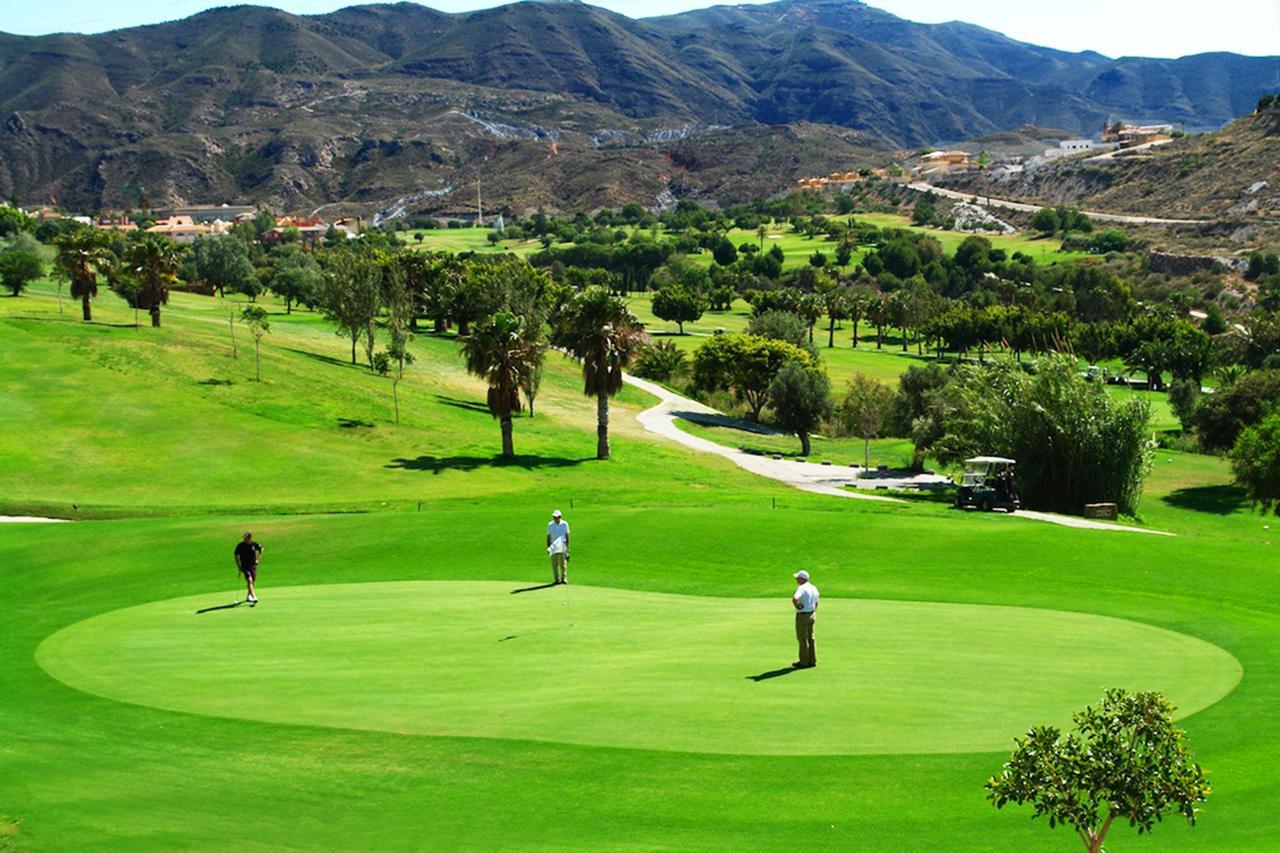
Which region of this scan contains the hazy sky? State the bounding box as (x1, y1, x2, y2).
(4, 0, 1279, 59)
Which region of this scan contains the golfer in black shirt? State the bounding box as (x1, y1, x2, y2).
(234, 532, 263, 605)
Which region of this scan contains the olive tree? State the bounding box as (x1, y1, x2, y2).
(987, 689, 1210, 853)
(768, 361, 832, 456)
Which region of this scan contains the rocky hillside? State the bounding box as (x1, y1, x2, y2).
(941, 110, 1280, 221)
(1, 0, 1276, 215)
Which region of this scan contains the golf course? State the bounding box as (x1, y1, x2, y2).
(2, 281, 1277, 850)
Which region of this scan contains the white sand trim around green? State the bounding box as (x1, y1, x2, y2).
(0, 516, 72, 523)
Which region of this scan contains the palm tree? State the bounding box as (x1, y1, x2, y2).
(53, 229, 114, 321)
(556, 287, 646, 460)
(125, 235, 183, 327)
(460, 311, 542, 459)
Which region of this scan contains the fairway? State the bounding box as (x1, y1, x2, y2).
(38, 581, 1239, 756)
(5, 277, 1280, 850)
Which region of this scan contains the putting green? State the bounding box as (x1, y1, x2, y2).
(36, 581, 1240, 756)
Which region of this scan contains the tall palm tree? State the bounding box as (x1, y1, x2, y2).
(557, 287, 646, 460)
(460, 311, 542, 459)
(125, 235, 183, 327)
(53, 229, 114, 321)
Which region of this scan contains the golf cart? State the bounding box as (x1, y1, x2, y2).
(954, 456, 1021, 513)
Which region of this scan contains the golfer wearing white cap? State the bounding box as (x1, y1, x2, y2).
(546, 509, 570, 585)
(792, 570, 819, 668)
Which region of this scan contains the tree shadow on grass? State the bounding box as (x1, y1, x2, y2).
(338, 417, 375, 429)
(746, 667, 800, 682)
(432, 395, 492, 414)
(282, 346, 362, 370)
(11, 316, 137, 329)
(1162, 484, 1248, 516)
(385, 454, 590, 474)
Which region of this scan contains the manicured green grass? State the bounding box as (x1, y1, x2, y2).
(38, 581, 1238, 756)
(408, 218, 1087, 272)
(2, 278, 1278, 849)
(404, 226, 545, 257)
(0, 281, 757, 515)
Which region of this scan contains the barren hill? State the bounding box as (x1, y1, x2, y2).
(1, 0, 1276, 216)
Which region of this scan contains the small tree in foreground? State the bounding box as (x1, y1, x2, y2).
(241, 306, 270, 381)
(987, 689, 1210, 853)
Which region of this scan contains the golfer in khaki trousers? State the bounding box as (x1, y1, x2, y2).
(792, 570, 819, 668)
(546, 509, 570, 584)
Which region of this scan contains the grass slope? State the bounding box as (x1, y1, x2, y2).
(1, 280, 1278, 849)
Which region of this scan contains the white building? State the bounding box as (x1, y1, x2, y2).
(1043, 139, 1098, 159)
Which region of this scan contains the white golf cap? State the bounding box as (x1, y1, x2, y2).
(794, 570, 810, 580)
(552, 509, 562, 517)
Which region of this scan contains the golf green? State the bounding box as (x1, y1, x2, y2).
(37, 581, 1240, 756)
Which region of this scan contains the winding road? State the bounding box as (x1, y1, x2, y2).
(624, 375, 1172, 535)
(908, 181, 1209, 226)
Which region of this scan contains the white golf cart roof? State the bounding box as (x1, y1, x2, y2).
(965, 456, 1016, 465)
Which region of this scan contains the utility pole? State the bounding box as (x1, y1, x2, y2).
(476, 171, 483, 229)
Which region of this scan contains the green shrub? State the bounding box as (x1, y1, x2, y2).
(632, 340, 688, 383)
(929, 355, 1152, 514)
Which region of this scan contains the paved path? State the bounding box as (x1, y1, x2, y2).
(908, 181, 1208, 226)
(625, 375, 905, 502)
(625, 375, 1171, 535)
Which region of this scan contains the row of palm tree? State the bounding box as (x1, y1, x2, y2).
(460, 286, 645, 460)
(52, 229, 182, 325)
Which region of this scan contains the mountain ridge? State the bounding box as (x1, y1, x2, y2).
(1, 0, 1276, 215)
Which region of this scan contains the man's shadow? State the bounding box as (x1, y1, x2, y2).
(510, 583, 557, 595)
(196, 602, 243, 614)
(745, 667, 799, 682)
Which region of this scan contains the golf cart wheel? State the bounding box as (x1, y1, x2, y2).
(978, 497, 993, 512)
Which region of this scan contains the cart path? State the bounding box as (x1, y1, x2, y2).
(625, 375, 905, 503)
(624, 375, 1173, 535)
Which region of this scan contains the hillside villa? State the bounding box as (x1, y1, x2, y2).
(915, 150, 977, 176)
(1102, 122, 1174, 148)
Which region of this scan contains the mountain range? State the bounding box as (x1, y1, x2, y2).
(1, 0, 1277, 216)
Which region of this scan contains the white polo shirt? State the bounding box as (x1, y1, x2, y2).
(793, 581, 819, 613)
(547, 519, 570, 553)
